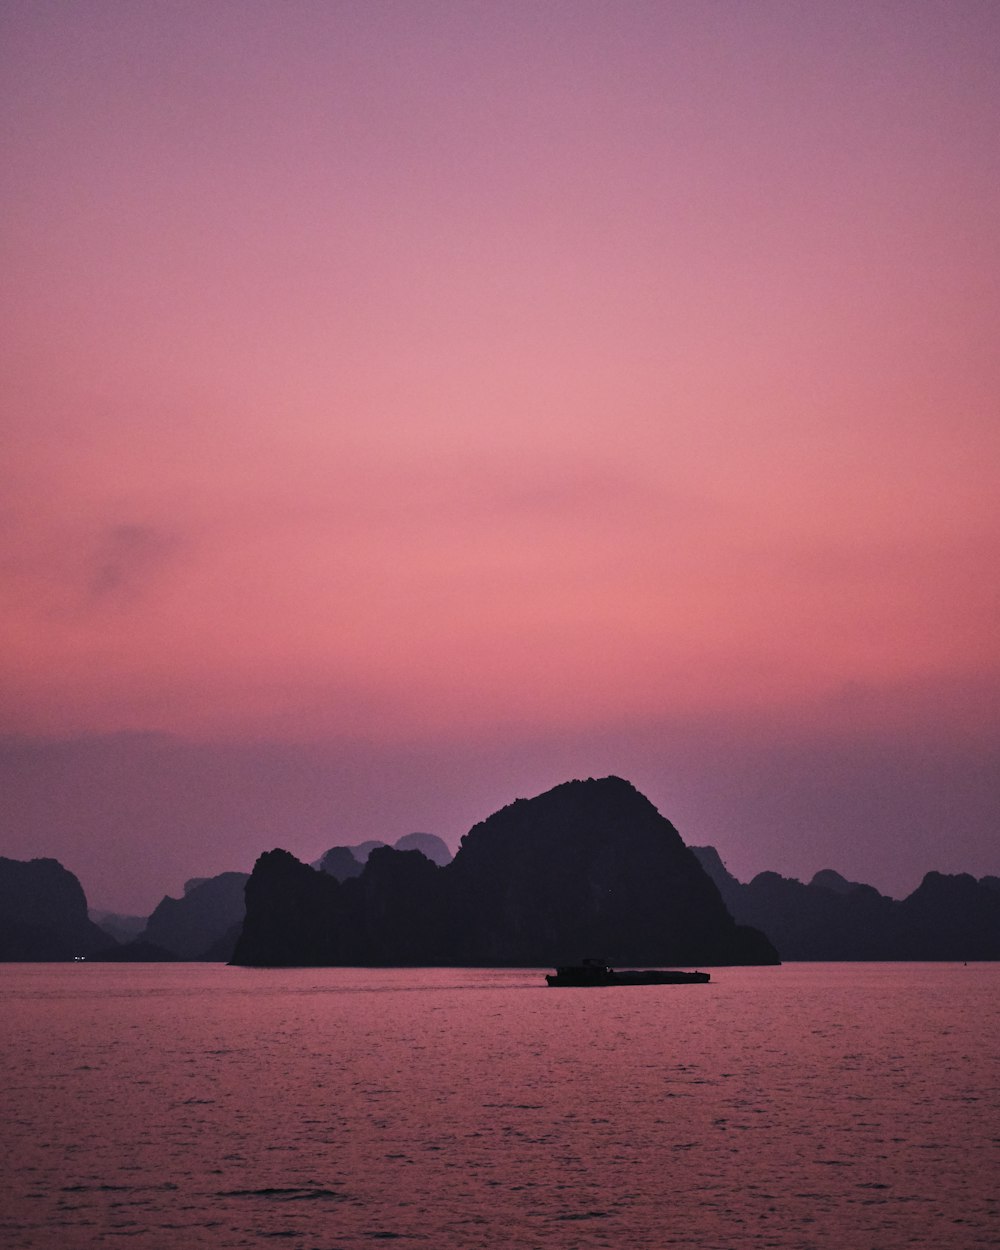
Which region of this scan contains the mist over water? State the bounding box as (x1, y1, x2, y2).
(2, 963, 997, 1248)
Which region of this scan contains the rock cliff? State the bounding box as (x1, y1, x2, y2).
(141, 871, 249, 959)
(0, 856, 113, 959)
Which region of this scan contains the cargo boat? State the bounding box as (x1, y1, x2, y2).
(545, 960, 710, 987)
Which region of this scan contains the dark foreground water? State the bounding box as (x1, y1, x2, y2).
(1, 963, 997, 1249)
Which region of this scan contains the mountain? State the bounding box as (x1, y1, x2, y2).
(90, 938, 179, 962)
(89, 909, 146, 944)
(140, 871, 249, 959)
(445, 777, 774, 965)
(316, 832, 453, 881)
(897, 872, 1000, 961)
(233, 777, 779, 967)
(393, 832, 452, 866)
(236, 848, 342, 965)
(809, 869, 866, 895)
(348, 840, 391, 862)
(734, 871, 902, 961)
(689, 847, 1000, 960)
(0, 856, 115, 960)
(686, 845, 742, 914)
(315, 846, 365, 881)
(313, 841, 388, 878)
(200, 921, 246, 962)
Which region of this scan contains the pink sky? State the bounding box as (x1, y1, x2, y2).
(2, 2, 998, 912)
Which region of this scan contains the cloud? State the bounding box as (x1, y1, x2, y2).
(0, 513, 189, 634)
(87, 523, 183, 604)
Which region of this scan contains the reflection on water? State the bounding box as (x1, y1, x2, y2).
(1, 963, 997, 1247)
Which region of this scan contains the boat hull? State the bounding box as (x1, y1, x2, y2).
(545, 967, 710, 987)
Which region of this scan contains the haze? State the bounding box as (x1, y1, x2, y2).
(2, 1, 997, 913)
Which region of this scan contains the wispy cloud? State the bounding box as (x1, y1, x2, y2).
(87, 523, 183, 604)
(0, 514, 188, 624)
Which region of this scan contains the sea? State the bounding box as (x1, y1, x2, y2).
(1, 963, 997, 1249)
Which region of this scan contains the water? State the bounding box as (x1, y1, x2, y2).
(1, 963, 997, 1248)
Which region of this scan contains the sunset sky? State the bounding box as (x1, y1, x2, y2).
(3, 1, 998, 913)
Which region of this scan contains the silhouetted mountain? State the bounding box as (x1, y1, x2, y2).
(393, 832, 452, 866)
(90, 938, 179, 962)
(316, 846, 365, 881)
(447, 777, 776, 966)
(349, 840, 390, 862)
(233, 777, 778, 967)
(200, 920, 245, 962)
(739, 871, 902, 961)
(238, 848, 342, 965)
(898, 872, 1000, 960)
(688, 845, 743, 914)
(89, 909, 146, 943)
(809, 869, 865, 894)
(312, 841, 387, 876)
(344, 845, 453, 964)
(316, 832, 453, 881)
(0, 856, 114, 960)
(690, 847, 1000, 960)
(141, 871, 249, 959)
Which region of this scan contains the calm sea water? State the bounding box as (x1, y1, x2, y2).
(1, 963, 997, 1249)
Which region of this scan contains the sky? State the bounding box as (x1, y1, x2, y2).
(2, 1, 998, 914)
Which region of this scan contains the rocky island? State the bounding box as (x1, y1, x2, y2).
(231, 776, 779, 967)
(0, 856, 113, 960)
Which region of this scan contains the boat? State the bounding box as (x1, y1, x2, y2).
(545, 959, 710, 987)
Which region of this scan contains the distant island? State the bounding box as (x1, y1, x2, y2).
(232, 777, 777, 967)
(0, 856, 112, 960)
(691, 846, 1000, 961)
(2, 775, 998, 962)
(312, 831, 453, 880)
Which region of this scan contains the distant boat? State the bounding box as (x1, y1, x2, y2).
(545, 959, 710, 987)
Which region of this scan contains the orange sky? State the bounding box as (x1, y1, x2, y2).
(2, 2, 998, 910)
